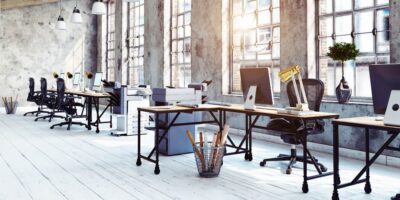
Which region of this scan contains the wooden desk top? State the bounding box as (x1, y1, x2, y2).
(138, 103, 339, 120)
(137, 104, 221, 113)
(48, 89, 111, 98)
(333, 117, 400, 131)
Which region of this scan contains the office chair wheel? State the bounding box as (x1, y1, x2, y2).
(320, 165, 328, 172)
(136, 158, 142, 166)
(154, 166, 160, 175)
(96, 130, 100, 133)
(50, 126, 54, 129)
(260, 161, 266, 167)
(364, 182, 371, 194)
(34, 119, 38, 122)
(286, 168, 292, 175)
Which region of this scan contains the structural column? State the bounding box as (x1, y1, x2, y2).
(390, 0, 400, 63)
(143, 0, 166, 88)
(279, 0, 316, 105)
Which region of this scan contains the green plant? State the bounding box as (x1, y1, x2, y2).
(327, 42, 360, 79)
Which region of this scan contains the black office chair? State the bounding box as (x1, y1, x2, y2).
(24, 78, 46, 116)
(392, 193, 400, 200)
(50, 78, 88, 130)
(34, 78, 65, 122)
(260, 79, 328, 174)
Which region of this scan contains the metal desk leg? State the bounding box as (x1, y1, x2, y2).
(136, 110, 142, 166)
(244, 114, 249, 160)
(364, 128, 372, 194)
(95, 98, 100, 133)
(154, 113, 160, 175)
(248, 115, 253, 161)
(87, 97, 92, 130)
(302, 132, 309, 193)
(332, 124, 340, 200)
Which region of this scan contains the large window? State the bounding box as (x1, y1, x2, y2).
(106, 1, 116, 81)
(127, 0, 145, 85)
(318, 0, 390, 98)
(170, 0, 191, 87)
(230, 0, 281, 94)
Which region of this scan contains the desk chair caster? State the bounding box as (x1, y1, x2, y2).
(392, 193, 400, 200)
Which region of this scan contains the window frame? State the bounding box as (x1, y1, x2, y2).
(316, 0, 390, 101)
(228, 0, 281, 95)
(126, 0, 145, 85)
(106, 1, 116, 82)
(169, 0, 192, 87)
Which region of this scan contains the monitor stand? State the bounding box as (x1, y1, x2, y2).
(375, 115, 384, 121)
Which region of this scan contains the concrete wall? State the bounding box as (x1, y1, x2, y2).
(0, 0, 97, 106)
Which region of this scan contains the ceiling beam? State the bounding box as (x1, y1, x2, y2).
(1, 0, 59, 10)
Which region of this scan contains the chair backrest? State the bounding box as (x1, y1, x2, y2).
(40, 78, 47, 98)
(287, 79, 324, 111)
(27, 78, 35, 100)
(56, 78, 66, 105)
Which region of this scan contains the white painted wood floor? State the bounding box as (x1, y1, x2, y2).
(0, 109, 399, 200)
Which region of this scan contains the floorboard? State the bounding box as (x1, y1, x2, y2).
(0, 109, 399, 200)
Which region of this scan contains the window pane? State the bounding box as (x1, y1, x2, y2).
(335, 35, 352, 43)
(319, 17, 333, 37)
(243, 14, 256, 29)
(355, 33, 374, 53)
(355, 56, 374, 97)
(245, 0, 256, 13)
(335, 15, 352, 35)
(355, 0, 373, 9)
(258, 28, 271, 44)
(354, 11, 373, 33)
(335, 0, 352, 12)
(259, 0, 270, 9)
(377, 31, 390, 53)
(272, 8, 280, 24)
(244, 30, 257, 46)
(258, 10, 271, 25)
(319, 0, 332, 15)
(376, 8, 390, 32)
(377, 0, 389, 6)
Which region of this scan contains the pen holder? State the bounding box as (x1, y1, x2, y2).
(193, 142, 225, 178)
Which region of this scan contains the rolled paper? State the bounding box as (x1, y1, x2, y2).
(186, 131, 205, 171)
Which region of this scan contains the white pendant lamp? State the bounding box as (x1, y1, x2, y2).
(56, 0, 67, 30)
(71, 0, 83, 23)
(92, 0, 106, 15)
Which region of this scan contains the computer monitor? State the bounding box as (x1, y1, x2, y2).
(93, 72, 103, 91)
(240, 67, 274, 105)
(369, 64, 400, 115)
(73, 72, 81, 86)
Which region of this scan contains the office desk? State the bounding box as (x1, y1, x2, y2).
(136, 105, 224, 174)
(332, 117, 400, 200)
(48, 89, 111, 132)
(221, 104, 339, 193)
(136, 103, 339, 193)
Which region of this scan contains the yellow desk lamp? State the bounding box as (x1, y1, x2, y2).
(279, 65, 309, 111)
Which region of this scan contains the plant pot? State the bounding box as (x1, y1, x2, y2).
(336, 77, 352, 103)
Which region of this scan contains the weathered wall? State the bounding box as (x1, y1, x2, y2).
(0, 0, 97, 106)
(390, 0, 400, 63)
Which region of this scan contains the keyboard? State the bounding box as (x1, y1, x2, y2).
(206, 101, 232, 107)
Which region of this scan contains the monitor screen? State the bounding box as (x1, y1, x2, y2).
(93, 72, 103, 87)
(240, 67, 274, 105)
(369, 64, 400, 115)
(73, 72, 81, 85)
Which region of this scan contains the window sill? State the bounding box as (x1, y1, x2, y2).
(322, 96, 373, 106)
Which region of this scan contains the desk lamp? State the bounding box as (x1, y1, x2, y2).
(279, 65, 309, 111)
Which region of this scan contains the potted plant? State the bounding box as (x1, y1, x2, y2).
(327, 42, 359, 103)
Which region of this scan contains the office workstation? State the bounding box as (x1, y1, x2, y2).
(1, 0, 399, 200)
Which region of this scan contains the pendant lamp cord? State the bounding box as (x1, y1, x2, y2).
(59, 0, 62, 15)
